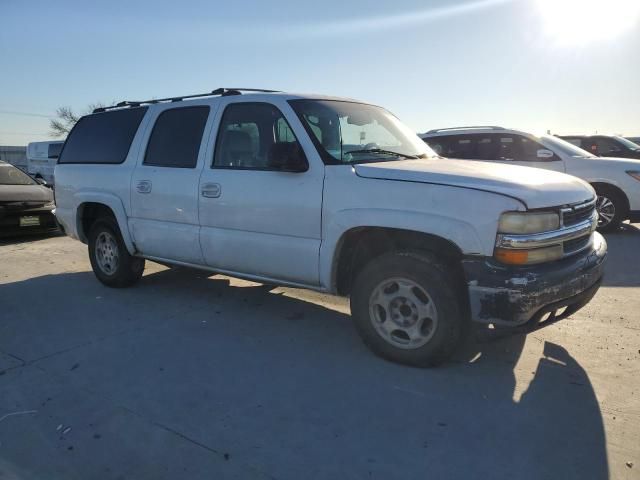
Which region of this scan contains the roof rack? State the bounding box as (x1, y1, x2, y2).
(424, 126, 505, 134)
(93, 88, 281, 113)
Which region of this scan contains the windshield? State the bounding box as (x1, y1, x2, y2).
(289, 100, 435, 164)
(0, 164, 37, 185)
(614, 136, 640, 150)
(540, 135, 596, 158)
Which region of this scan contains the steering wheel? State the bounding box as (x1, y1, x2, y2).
(363, 142, 379, 150)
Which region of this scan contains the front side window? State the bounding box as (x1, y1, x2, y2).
(494, 135, 555, 162)
(213, 103, 306, 170)
(614, 136, 640, 151)
(0, 164, 37, 185)
(541, 135, 595, 157)
(289, 100, 434, 164)
(593, 137, 622, 156)
(144, 106, 210, 168)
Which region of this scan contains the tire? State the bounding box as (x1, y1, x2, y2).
(88, 217, 145, 288)
(594, 185, 628, 232)
(350, 251, 466, 367)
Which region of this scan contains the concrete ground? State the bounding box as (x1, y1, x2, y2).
(0, 226, 639, 480)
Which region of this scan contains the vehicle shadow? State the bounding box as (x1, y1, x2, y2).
(0, 268, 609, 480)
(601, 222, 640, 287)
(0, 229, 64, 246)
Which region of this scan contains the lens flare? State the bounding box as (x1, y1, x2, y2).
(536, 0, 640, 46)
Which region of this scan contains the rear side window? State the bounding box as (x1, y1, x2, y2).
(426, 135, 480, 159)
(48, 142, 63, 159)
(144, 106, 210, 168)
(58, 108, 147, 164)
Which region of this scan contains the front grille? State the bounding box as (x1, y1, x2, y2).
(562, 200, 596, 227)
(563, 235, 591, 255)
(0, 202, 47, 213)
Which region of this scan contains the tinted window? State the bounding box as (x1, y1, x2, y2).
(144, 107, 210, 168)
(214, 103, 305, 170)
(426, 134, 497, 160)
(515, 135, 550, 161)
(427, 134, 555, 162)
(426, 135, 478, 159)
(58, 108, 147, 164)
(48, 142, 63, 159)
(490, 134, 551, 161)
(562, 137, 584, 147)
(593, 137, 623, 156)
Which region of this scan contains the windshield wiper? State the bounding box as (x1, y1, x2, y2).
(344, 148, 419, 160)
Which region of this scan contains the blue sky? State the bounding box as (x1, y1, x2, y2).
(0, 0, 638, 145)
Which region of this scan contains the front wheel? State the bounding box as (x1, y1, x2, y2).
(88, 218, 145, 288)
(350, 252, 466, 367)
(594, 185, 627, 232)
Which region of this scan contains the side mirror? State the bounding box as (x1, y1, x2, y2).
(35, 177, 47, 186)
(268, 143, 308, 172)
(537, 149, 555, 159)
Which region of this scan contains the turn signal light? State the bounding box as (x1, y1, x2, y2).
(494, 245, 563, 265)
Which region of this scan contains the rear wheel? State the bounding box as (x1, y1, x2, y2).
(88, 218, 144, 287)
(594, 185, 627, 232)
(350, 252, 465, 367)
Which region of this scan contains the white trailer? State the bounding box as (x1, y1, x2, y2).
(26, 140, 64, 185)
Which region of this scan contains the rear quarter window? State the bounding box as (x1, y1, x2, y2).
(58, 107, 148, 164)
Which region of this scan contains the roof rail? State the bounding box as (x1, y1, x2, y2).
(424, 126, 505, 134)
(93, 88, 281, 113)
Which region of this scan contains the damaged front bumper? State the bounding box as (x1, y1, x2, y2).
(463, 232, 607, 327)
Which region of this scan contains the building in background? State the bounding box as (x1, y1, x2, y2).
(0, 146, 27, 172)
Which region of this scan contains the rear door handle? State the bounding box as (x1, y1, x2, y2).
(136, 180, 152, 194)
(201, 183, 221, 198)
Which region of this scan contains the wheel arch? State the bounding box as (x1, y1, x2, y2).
(74, 192, 136, 254)
(331, 226, 466, 297)
(590, 182, 630, 216)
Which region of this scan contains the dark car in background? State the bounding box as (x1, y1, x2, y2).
(559, 135, 640, 159)
(0, 161, 58, 237)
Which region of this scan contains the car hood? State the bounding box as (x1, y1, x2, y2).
(0, 184, 53, 203)
(354, 158, 594, 209)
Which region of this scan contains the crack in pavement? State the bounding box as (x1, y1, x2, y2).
(0, 326, 146, 375)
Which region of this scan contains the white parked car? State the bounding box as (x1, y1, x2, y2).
(26, 140, 64, 186)
(54, 90, 606, 366)
(420, 127, 640, 231)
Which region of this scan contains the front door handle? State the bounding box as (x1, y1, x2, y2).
(201, 183, 221, 198)
(136, 180, 152, 194)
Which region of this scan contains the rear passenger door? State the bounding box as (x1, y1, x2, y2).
(129, 105, 214, 264)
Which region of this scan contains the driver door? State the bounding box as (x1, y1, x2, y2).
(198, 100, 324, 285)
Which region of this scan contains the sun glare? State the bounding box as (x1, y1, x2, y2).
(537, 0, 640, 46)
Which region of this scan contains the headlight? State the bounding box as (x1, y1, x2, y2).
(627, 171, 640, 182)
(498, 211, 559, 234)
(494, 245, 563, 265)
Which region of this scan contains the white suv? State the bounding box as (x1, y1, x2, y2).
(54, 90, 606, 366)
(420, 126, 640, 231)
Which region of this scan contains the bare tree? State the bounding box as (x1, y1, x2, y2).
(49, 103, 107, 138)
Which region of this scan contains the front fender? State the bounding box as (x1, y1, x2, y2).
(73, 191, 136, 254)
(319, 208, 484, 291)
